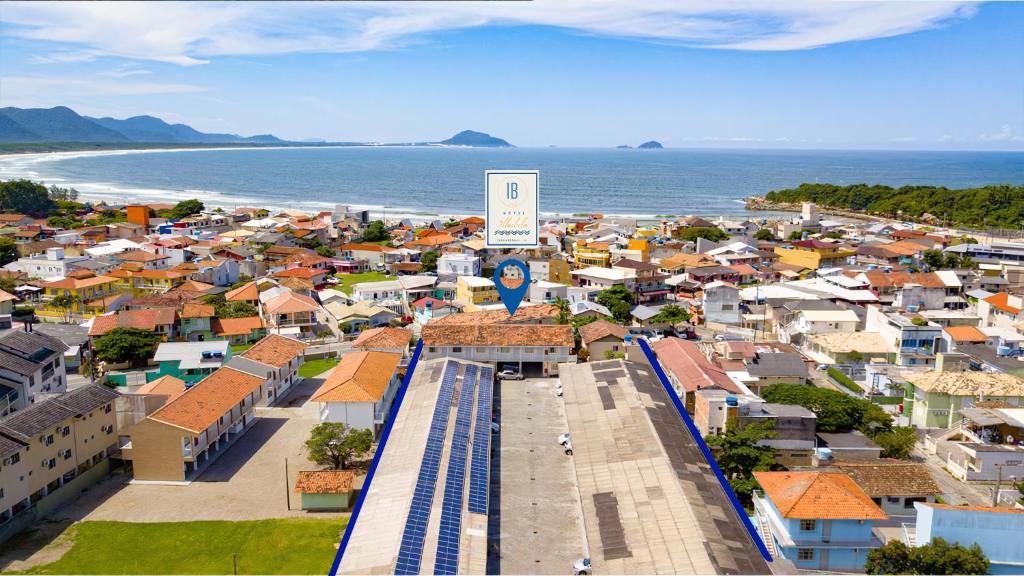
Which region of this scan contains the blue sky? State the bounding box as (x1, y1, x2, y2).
(1, 1, 1023, 149)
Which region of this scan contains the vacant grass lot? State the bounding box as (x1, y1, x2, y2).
(333, 271, 393, 294)
(23, 519, 345, 575)
(298, 357, 339, 378)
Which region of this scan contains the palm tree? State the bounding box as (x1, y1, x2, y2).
(555, 297, 571, 324)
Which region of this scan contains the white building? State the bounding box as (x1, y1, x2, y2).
(437, 253, 481, 277)
(310, 351, 402, 438)
(0, 330, 69, 415)
(702, 281, 741, 325)
(5, 247, 87, 280)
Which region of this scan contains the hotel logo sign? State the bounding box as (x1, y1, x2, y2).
(485, 170, 539, 248)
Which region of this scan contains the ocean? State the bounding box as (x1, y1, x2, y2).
(1, 146, 1022, 220)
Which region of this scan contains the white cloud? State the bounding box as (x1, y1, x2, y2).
(0, 76, 205, 104)
(978, 124, 1024, 142)
(1, 1, 977, 66)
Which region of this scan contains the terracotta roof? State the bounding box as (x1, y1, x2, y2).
(43, 274, 116, 290)
(352, 327, 412, 350)
(753, 471, 888, 520)
(943, 325, 988, 343)
(88, 308, 177, 336)
(311, 351, 401, 402)
(863, 271, 946, 289)
(431, 304, 559, 326)
(340, 243, 396, 253)
(294, 470, 355, 494)
(651, 337, 741, 394)
(790, 238, 845, 250)
(412, 296, 452, 310)
(578, 320, 629, 344)
(225, 281, 259, 302)
(836, 461, 941, 498)
(658, 253, 716, 271)
(148, 367, 266, 433)
(409, 234, 457, 248)
(421, 324, 574, 347)
(729, 263, 759, 275)
(272, 267, 322, 279)
(135, 375, 188, 403)
(263, 290, 319, 315)
(181, 303, 215, 318)
(984, 292, 1022, 315)
(0, 289, 16, 303)
(240, 334, 307, 367)
(115, 250, 168, 262)
(211, 316, 264, 336)
(279, 277, 315, 291)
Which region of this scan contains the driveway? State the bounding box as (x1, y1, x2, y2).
(52, 376, 343, 523)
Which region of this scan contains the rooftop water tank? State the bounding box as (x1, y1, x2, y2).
(997, 345, 1011, 357)
(817, 447, 833, 460)
(725, 396, 739, 407)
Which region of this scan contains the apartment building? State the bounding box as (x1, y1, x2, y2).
(0, 330, 69, 415)
(227, 334, 307, 405)
(0, 385, 119, 524)
(311, 351, 402, 438)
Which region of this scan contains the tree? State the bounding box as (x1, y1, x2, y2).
(167, 199, 204, 219)
(0, 236, 17, 267)
(706, 421, 780, 508)
(866, 538, 989, 575)
(603, 350, 626, 360)
(787, 230, 806, 241)
(754, 229, 776, 241)
(676, 227, 729, 242)
(0, 276, 15, 294)
(49, 293, 80, 324)
(596, 285, 634, 323)
(555, 297, 571, 324)
(92, 327, 161, 367)
(922, 250, 945, 271)
(651, 304, 690, 326)
(362, 220, 389, 242)
(0, 179, 54, 215)
(215, 300, 259, 319)
(306, 423, 373, 470)
(420, 250, 439, 272)
(315, 245, 335, 258)
(872, 426, 917, 459)
(846, 350, 865, 364)
(761, 383, 892, 434)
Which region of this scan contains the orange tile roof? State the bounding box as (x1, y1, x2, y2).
(294, 470, 354, 494)
(148, 367, 266, 433)
(225, 281, 259, 302)
(659, 253, 716, 271)
(943, 325, 988, 343)
(421, 324, 573, 347)
(135, 375, 188, 403)
(863, 271, 946, 289)
(181, 303, 215, 318)
(262, 290, 319, 314)
(43, 274, 116, 290)
(753, 471, 888, 520)
(352, 327, 412, 350)
(409, 234, 457, 248)
(272, 267, 322, 279)
(279, 277, 315, 291)
(115, 250, 168, 262)
(311, 351, 401, 402)
(651, 337, 741, 394)
(984, 292, 1022, 315)
(431, 304, 559, 326)
(0, 289, 16, 303)
(88, 308, 177, 336)
(340, 243, 396, 253)
(578, 320, 629, 344)
(211, 316, 265, 336)
(240, 334, 307, 367)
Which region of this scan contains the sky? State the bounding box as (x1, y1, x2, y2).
(1, 1, 1023, 150)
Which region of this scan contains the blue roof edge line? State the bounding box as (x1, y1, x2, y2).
(329, 338, 424, 576)
(637, 338, 774, 564)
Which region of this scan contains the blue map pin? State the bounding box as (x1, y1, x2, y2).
(493, 259, 531, 317)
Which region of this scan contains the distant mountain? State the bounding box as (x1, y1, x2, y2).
(438, 130, 512, 147)
(638, 140, 664, 149)
(0, 106, 131, 143)
(616, 145, 632, 149)
(0, 106, 284, 144)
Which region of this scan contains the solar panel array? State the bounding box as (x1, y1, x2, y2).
(468, 366, 493, 514)
(394, 361, 460, 575)
(433, 364, 478, 575)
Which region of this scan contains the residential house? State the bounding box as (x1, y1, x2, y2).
(753, 471, 887, 572)
(311, 351, 402, 437)
(702, 281, 741, 325)
(412, 297, 456, 325)
(210, 317, 266, 346)
(260, 288, 322, 338)
(578, 320, 629, 360)
(112, 249, 170, 270)
(0, 330, 69, 414)
(978, 292, 1023, 328)
(816, 431, 884, 461)
(179, 303, 215, 341)
(569, 300, 614, 322)
(614, 259, 670, 304)
(528, 258, 572, 283)
(774, 239, 855, 271)
(121, 367, 267, 482)
(651, 337, 743, 414)
(351, 327, 412, 356)
(836, 461, 941, 517)
(437, 253, 481, 278)
(0, 385, 119, 523)
(88, 308, 177, 342)
(325, 300, 399, 334)
(455, 276, 499, 311)
(6, 247, 87, 279)
(339, 243, 400, 270)
(528, 280, 568, 304)
(107, 267, 186, 295)
(223, 281, 260, 307)
(908, 503, 1024, 575)
(802, 331, 895, 365)
(420, 324, 575, 377)
(150, 340, 232, 385)
(227, 334, 307, 405)
(573, 241, 612, 268)
(38, 272, 123, 321)
(905, 368, 1024, 429)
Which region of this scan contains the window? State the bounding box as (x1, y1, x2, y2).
(44, 458, 57, 470)
(799, 519, 816, 531)
(104, 403, 112, 414)
(887, 497, 901, 504)
(452, 347, 463, 353)
(60, 449, 72, 460)
(42, 434, 54, 446)
(60, 426, 71, 437)
(797, 549, 815, 561)
(4, 453, 20, 466)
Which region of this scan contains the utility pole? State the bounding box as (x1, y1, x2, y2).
(992, 463, 1004, 507)
(285, 457, 291, 511)
(232, 553, 237, 576)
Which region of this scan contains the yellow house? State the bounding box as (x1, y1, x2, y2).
(620, 238, 651, 263)
(38, 272, 122, 320)
(108, 266, 186, 296)
(456, 276, 499, 311)
(574, 241, 612, 268)
(774, 239, 856, 271)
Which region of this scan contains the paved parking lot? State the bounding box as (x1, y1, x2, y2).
(52, 376, 344, 523)
(490, 376, 587, 575)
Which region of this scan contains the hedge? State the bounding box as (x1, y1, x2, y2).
(828, 367, 864, 394)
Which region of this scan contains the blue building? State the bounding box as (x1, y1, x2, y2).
(754, 471, 888, 572)
(912, 502, 1024, 575)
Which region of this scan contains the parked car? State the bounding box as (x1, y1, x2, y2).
(573, 558, 592, 575)
(558, 432, 571, 446)
(554, 383, 564, 397)
(497, 369, 525, 380)
(491, 422, 501, 433)
(815, 363, 831, 371)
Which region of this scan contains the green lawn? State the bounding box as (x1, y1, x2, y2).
(332, 271, 394, 295)
(230, 343, 253, 353)
(23, 519, 345, 575)
(299, 357, 339, 378)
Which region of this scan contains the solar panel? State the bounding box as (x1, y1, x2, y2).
(394, 360, 460, 575)
(433, 364, 478, 575)
(468, 366, 493, 514)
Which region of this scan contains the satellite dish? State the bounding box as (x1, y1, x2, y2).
(1006, 435, 1014, 444)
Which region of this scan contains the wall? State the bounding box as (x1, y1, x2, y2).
(320, 402, 375, 433)
(915, 503, 1024, 572)
(300, 492, 350, 511)
(124, 418, 187, 482)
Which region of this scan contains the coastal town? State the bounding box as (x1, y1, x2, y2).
(0, 177, 1021, 574)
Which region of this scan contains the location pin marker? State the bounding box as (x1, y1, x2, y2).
(493, 258, 531, 317)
